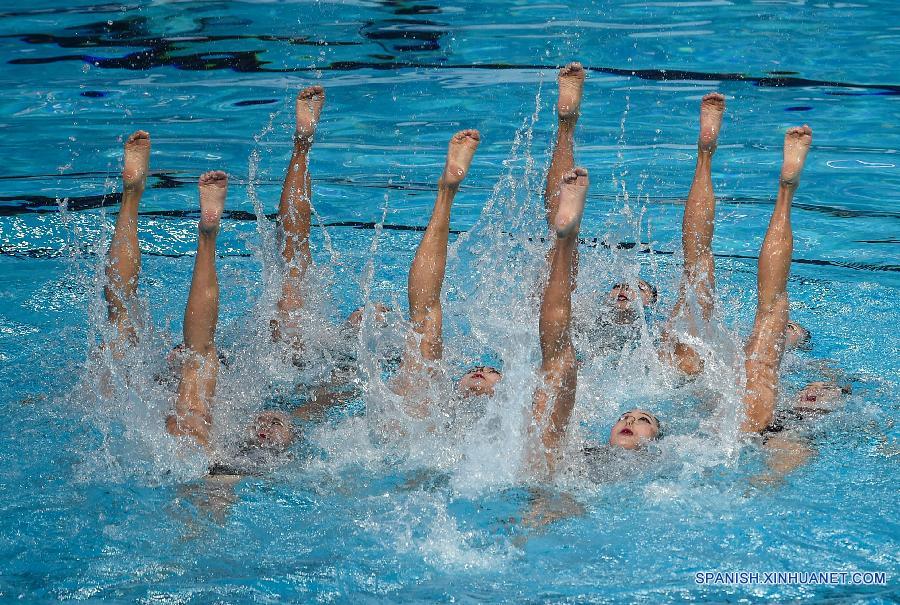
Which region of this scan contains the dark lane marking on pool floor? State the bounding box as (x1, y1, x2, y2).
(3, 191, 899, 221)
(11, 51, 899, 95)
(4, 17, 897, 94)
(2, 241, 895, 274)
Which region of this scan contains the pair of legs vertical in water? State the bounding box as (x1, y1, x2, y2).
(103, 86, 330, 451)
(389, 63, 591, 418)
(655, 100, 815, 436)
(103, 128, 229, 447)
(526, 63, 814, 470)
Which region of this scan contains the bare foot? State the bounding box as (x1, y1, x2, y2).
(780, 125, 813, 186)
(122, 130, 150, 190)
(554, 167, 588, 238)
(440, 129, 480, 188)
(698, 93, 725, 153)
(295, 85, 325, 143)
(557, 62, 586, 121)
(198, 171, 227, 235)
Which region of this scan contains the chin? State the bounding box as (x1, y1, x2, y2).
(462, 387, 490, 398)
(610, 436, 638, 450)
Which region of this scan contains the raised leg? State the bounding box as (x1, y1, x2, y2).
(273, 86, 324, 338)
(532, 167, 588, 475)
(661, 93, 725, 375)
(104, 130, 150, 347)
(544, 62, 585, 227)
(166, 171, 227, 448)
(393, 130, 480, 403)
(742, 126, 812, 433)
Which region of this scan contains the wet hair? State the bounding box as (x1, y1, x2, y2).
(246, 408, 301, 449)
(617, 409, 662, 439)
(611, 280, 658, 305)
(787, 321, 812, 350)
(463, 365, 503, 378)
(647, 412, 663, 439)
(170, 343, 230, 367)
(638, 279, 659, 305)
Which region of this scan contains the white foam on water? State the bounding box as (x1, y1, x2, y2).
(65, 78, 774, 575)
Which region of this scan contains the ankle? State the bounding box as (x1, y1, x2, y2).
(779, 176, 800, 189)
(198, 224, 220, 238)
(293, 131, 314, 149)
(558, 115, 578, 130)
(123, 181, 145, 193)
(438, 177, 460, 192)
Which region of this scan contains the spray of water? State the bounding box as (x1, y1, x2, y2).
(66, 76, 775, 570)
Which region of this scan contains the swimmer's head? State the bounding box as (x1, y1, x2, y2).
(608, 408, 661, 450)
(346, 302, 391, 330)
(607, 279, 658, 324)
(785, 320, 812, 351)
(457, 365, 502, 398)
(795, 381, 851, 413)
(244, 410, 296, 452)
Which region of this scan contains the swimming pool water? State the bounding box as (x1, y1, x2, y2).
(0, 1, 898, 603)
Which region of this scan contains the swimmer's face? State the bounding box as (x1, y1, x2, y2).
(785, 320, 811, 351)
(457, 366, 502, 398)
(346, 302, 391, 329)
(246, 411, 295, 451)
(795, 381, 847, 412)
(608, 280, 657, 323)
(608, 409, 660, 450)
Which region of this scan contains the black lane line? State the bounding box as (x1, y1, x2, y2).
(4, 193, 900, 221)
(6, 39, 898, 94)
(2, 235, 897, 273)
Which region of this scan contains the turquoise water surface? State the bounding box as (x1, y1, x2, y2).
(0, 1, 898, 603)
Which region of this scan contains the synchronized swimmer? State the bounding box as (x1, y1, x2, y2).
(97, 62, 848, 484)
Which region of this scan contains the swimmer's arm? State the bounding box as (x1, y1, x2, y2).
(515, 488, 586, 548)
(525, 489, 585, 527)
(751, 434, 815, 486)
(292, 383, 355, 420)
(176, 475, 240, 530)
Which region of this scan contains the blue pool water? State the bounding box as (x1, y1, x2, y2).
(0, 1, 898, 603)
